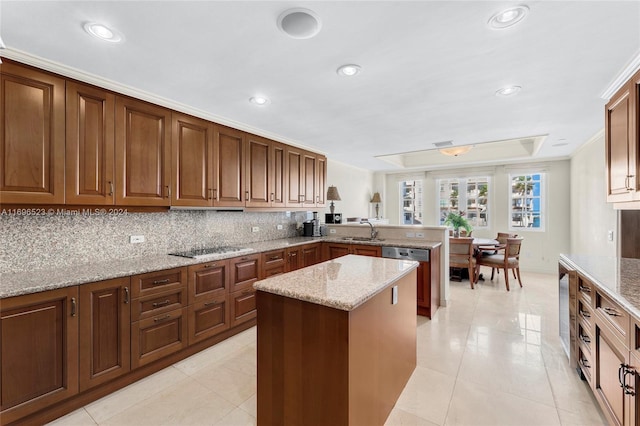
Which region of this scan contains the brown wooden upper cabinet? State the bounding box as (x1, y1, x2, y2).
(0, 62, 65, 204)
(171, 112, 215, 207)
(246, 135, 287, 208)
(285, 146, 326, 209)
(66, 81, 116, 205)
(215, 125, 245, 207)
(606, 68, 640, 205)
(115, 96, 171, 206)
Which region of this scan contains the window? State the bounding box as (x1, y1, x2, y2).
(400, 180, 423, 224)
(509, 173, 544, 230)
(438, 177, 489, 228)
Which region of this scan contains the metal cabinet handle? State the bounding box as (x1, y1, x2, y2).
(108, 181, 114, 196)
(208, 188, 214, 200)
(579, 309, 591, 318)
(579, 285, 591, 293)
(269, 256, 280, 261)
(270, 193, 274, 202)
(579, 334, 591, 344)
(71, 297, 77, 317)
(124, 287, 129, 304)
(152, 299, 171, 308)
(165, 185, 171, 199)
(204, 300, 218, 306)
(603, 307, 621, 317)
(579, 358, 591, 369)
(245, 191, 249, 201)
(153, 314, 171, 322)
(203, 263, 217, 268)
(619, 365, 626, 387)
(152, 279, 170, 285)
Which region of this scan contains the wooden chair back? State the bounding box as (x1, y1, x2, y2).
(505, 237, 523, 259)
(496, 232, 517, 245)
(449, 237, 474, 267)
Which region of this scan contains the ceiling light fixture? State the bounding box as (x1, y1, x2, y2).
(83, 22, 123, 42)
(277, 8, 322, 39)
(488, 5, 529, 29)
(250, 96, 270, 106)
(439, 146, 473, 157)
(337, 64, 362, 77)
(495, 85, 522, 97)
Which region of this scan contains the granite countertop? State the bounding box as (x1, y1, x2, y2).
(1, 236, 440, 298)
(560, 254, 640, 319)
(253, 254, 419, 311)
(323, 237, 442, 250)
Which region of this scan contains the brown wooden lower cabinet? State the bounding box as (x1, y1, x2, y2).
(131, 307, 188, 369)
(301, 243, 320, 267)
(417, 246, 440, 318)
(188, 297, 230, 345)
(324, 242, 351, 260)
(0, 287, 79, 424)
(351, 244, 382, 257)
(595, 320, 630, 426)
(79, 277, 131, 392)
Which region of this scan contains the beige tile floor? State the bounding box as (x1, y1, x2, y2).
(49, 271, 607, 426)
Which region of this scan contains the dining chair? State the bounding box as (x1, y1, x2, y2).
(482, 232, 518, 279)
(449, 237, 476, 289)
(476, 237, 523, 291)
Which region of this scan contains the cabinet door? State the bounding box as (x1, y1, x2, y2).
(606, 83, 635, 202)
(171, 112, 214, 207)
(230, 254, 260, 292)
(0, 287, 79, 424)
(316, 155, 327, 207)
(215, 125, 245, 206)
(287, 247, 302, 271)
(0, 62, 65, 204)
(285, 147, 304, 207)
(131, 307, 188, 369)
(188, 297, 230, 345)
(324, 243, 350, 260)
(262, 249, 286, 277)
(115, 97, 171, 206)
(246, 135, 271, 207)
(188, 260, 229, 304)
(594, 321, 629, 426)
(272, 142, 287, 207)
(351, 245, 381, 257)
(230, 289, 256, 327)
(79, 277, 130, 391)
(131, 267, 187, 299)
(66, 81, 116, 205)
(301, 244, 320, 267)
(302, 151, 317, 207)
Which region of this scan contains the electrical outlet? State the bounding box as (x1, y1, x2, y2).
(608, 230, 614, 241)
(251, 226, 260, 233)
(129, 235, 145, 244)
(329, 228, 337, 234)
(277, 224, 283, 230)
(406, 232, 415, 238)
(415, 232, 425, 238)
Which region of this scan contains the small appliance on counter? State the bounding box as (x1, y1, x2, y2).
(303, 212, 322, 237)
(325, 213, 342, 224)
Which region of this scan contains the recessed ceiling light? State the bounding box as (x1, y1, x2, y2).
(83, 22, 123, 42)
(337, 64, 362, 77)
(250, 96, 270, 106)
(488, 5, 529, 29)
(552, 143, 569, 147)
(277, 8, 322, 39)
(495, 85, 522, 97)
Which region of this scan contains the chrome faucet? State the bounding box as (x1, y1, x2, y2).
(360, 219, 378, 240)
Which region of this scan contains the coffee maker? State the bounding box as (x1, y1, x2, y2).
(303, 212, 321, 237)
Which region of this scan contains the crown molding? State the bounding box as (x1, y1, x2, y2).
(601, 49, 640, 100)
(0, 48, 324, 154)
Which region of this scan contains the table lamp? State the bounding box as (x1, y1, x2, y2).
(326, 186, 341, 214)
(370, 192, 382, 219)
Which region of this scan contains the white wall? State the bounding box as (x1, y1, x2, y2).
(570, 130, 618, 257)
(323, 159, 374, 221)
(377, 160, 572, 274)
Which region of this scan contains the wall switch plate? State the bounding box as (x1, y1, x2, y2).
(608, 230, 614, 241)
(251, 226, 260, 233)
(415, 232, 425, 238)
(329, 229, 337, 234)
(277, 224, 283, 230)
(406, 232, 415, 238)
(129, 235, 145, 244)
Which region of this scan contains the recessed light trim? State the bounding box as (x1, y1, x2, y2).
(250, 96, 270, 106)
(277, 8, 322, 39)
(488, 5, 529, 29)
(495, 85, 522, 97)
(83, 22, 123, 42)
(337, 64, 362, 77)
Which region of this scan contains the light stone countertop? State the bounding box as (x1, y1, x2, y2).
(560, 254, 640, 319)
(1, 237, 439, 298)
(253, 254, 419, 311)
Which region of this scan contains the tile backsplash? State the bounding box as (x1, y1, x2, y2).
(1, 210, 307, 273)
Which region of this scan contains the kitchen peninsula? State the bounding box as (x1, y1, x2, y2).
(254, 254, 418, 426)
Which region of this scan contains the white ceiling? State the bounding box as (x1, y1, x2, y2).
(2, 1, 639, 172)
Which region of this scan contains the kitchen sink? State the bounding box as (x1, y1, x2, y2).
(340, 236, 385, 242)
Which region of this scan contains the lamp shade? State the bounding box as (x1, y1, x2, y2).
(326, 186, 341, 201)
(370, 192, 382, 203)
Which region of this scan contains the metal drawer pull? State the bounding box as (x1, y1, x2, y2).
(124, 287, 130, 304)
(152, 299, 171, 308)
(603, 307, 621, 317)
(208, 188, 213, 200)
(153, 314, 171, 322)
(71, 297, 77, 317)
(580, 334, 591, 344)
(579, 285, 591, 293)
(620, 365, 626, 387)
(108, 181, 114, 196)
(579, 309, 591, 318)
(245, 191, 249, 201)
(203, 263, 216, 268)
(270, 193, 274, 202)
(269, 256, 281, 261)
(152, 279, 170, 285)
(204, 300, 218, 306)
(580, 358, 591, 369)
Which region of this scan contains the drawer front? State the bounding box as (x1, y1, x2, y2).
(131, 307, 187, 369)
(263, 265, 286, 278)
(131, 267, 187, 299)
(577, 276, 593, 306)
(578, 322, 593, 352)
(578, 299, 593, 328)
(230, 289, 256, 327)
(188, 260, 229, 304)
(262, 250, 285, 269)
(230, 254, 260, 293)
(188, 297, 230, 345)
(578, 344, 593, 384)
(132, 287, 187, 322)
(596, 290, 630, 345)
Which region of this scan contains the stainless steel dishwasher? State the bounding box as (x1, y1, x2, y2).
(381, 246, 437, 318)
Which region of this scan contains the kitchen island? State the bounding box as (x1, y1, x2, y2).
(254, 254, 418, 426)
